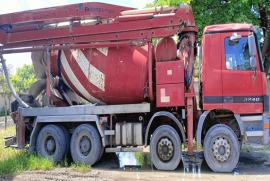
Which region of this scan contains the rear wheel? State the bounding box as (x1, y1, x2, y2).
(150, 125, 182, 170)
(57, 124, 70, 157)
(204, 124, 240, 172)
(70, 124, 101, 166)
(97, 146, 104, 162)
(36, 124, 66, 163)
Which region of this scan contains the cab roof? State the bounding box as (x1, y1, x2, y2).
(204, 23, 256, 33)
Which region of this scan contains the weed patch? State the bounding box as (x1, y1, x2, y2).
(71, 163, 91, 173)
(0, 126, 55, 176)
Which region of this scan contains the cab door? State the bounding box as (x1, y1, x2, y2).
(221, 32, 263, 114)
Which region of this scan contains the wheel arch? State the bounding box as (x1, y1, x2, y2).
(196, 110, 244, 151)
(144, 111, 187, 148)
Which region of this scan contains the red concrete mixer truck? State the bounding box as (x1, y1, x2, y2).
(2, 2, 269, 172)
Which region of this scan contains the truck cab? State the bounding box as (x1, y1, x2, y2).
(200, 23, 268, 114)
(196, 23, 269, 172)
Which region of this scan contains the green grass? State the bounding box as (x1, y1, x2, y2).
(0, 152, 55, 175)
(181, 140, 203, 151)
(134, 152, 144, 167)
(0, 126, 55, 176)
(71, 163, 91, 173)
(0, 126, 90, 176)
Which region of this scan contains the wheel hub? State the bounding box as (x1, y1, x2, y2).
(45, 136, 56, 155)
(212, 137, 231, 162)
(158, 138, 174, 161)
(79, 136, 91, 156)
(81, 139, 90, 152)
(46, 140, 55, 151)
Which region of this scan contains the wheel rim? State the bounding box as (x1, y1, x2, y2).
(212, 137, 231, 162)
(77, 135, 91, 157)
(157, 138, 174, 162)
(44, 135, 56, 156)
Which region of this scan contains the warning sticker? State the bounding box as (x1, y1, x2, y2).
(167, 70, 172, 75)
(160, 88, 170, 103)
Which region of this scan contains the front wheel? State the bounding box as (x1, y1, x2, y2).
(150, 125, 182, 170)
(204, 124, 240, 172)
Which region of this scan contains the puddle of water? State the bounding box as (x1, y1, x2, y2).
(182, 152, 203, 179)
(113, 151, 259, 181)
(117, 151, 206, 180)
(117, 152, 152, 169)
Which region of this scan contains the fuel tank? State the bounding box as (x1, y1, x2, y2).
(49, 45, 152, 105)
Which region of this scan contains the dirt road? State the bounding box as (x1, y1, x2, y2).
(1, 148, 269, 181)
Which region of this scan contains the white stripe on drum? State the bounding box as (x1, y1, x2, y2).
(60, 51, 104, 104)
(71, 49, 105, 91)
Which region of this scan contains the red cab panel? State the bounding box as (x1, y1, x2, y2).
(156, 83, 185, 107)
(202, 33, 223, 110)
(156, 61, 184, 85)
(262, 72, 267, 96)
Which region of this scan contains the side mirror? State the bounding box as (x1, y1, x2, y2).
(250, 56, 257, 68)
(248, 34, 256, 56)
(229, 33, 242, 45)
(248, 34, 257, 68)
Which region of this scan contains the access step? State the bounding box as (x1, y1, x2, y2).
(245, 131, 263, 137)
(241, 115, 263, 122)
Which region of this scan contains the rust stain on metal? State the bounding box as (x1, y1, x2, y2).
(88, 48, 92, 80)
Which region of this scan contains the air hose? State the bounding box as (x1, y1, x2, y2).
(186, 43, 195, 90)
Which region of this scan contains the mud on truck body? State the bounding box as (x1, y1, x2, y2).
(1, 2, 269, 172)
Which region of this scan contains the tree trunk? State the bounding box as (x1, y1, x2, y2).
(258, 4, 267, 36)
(264, 49, 270, 75)
(262, 17, 270, 73)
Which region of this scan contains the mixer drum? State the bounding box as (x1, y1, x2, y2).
(58, 45, 150, 105)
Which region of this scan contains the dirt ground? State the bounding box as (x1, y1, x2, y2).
(0, 148, 269, 181)
(0, 120, 269, 181)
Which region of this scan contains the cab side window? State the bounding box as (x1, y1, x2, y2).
(225, 37, 254, 71)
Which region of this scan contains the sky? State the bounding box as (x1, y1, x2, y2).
(0, 0, 152, 68)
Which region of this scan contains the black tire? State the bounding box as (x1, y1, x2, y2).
(97, 146, 104, 162)
(150, 125, 182, 170)
(57, 124, 70, 157)
(36, 124, 66, 163)
(204, 124, 240, 172)
(70, 124, 101, 166)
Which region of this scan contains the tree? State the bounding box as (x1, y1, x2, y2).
(0, 75, 9, 129)
(0, 75, 10, 94)
(146, 0, 270, 73)
(10, 74, 21, 93)
(13, 64, 36, 92)
(24, 75, 36, 90)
